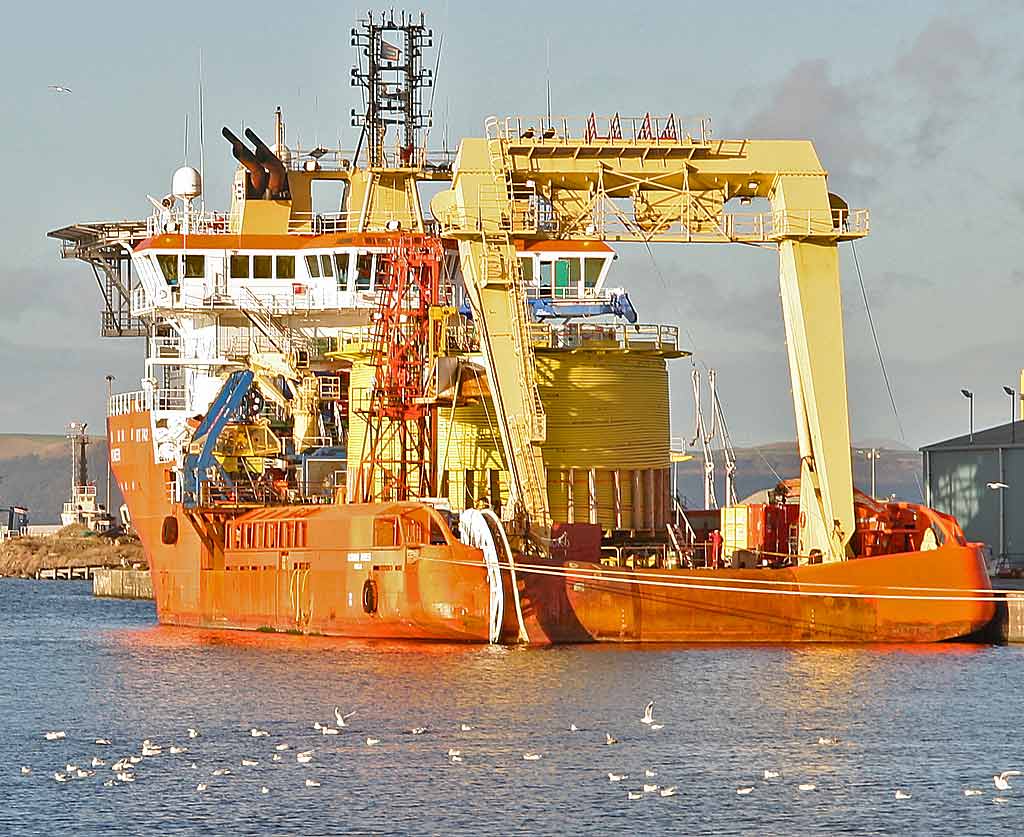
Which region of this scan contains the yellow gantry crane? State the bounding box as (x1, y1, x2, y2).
(431, 113, 868, 561)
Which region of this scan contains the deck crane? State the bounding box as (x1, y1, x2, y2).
(432, 113, 868, 561)
(691, 368, 717, 509)
(709, 369, 739, 508)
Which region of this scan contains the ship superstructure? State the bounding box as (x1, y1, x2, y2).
(48, 11, 996, 643)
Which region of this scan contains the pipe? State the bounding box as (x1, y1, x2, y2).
(221, 127, 267, 196)
(245, 128, 290, 199)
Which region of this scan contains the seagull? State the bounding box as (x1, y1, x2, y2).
(274, 743, 290, 751)
(95, 738, 112, 746)
(964, 789, 983, 796)
(212, 768, 231, 776)
(305, 778, 321, 787)
(335, 707, 355, 728)
(297, 751, 314, 764)
(649, 724, 664, 731)
(117, 772, 135, 783)
(605, 733, 618, 745)
(250, 728, 269, 738)
(643, 783, 659, 793)
(102, 779, 114, 787)
(169, 746, 186, 754)
(659, 786, 677, 797)
(187, 728, 199, 739)
(64, 763, 79, 773)
(988, 482, 1009, 490)
(449, 754, 464, 763)
(20, 766, 31, 775)
(129, 756, 142, 765)
(91, 757, 106, 768)
(53, 772, 68, 782)
(816, 736, 839, 746)
(569, 724, 579, 732)
(313, 722, 323, 730)
(260, 786, 269, 795)
(627, 791, 643, 800)
(365, 737, 381, 746)
(48, 85, 72, 94)
(76, 769, 92, 779)
(994, 770, 1020, 791)
(44, 731, 66, 741)
(522, 753, 542, 761)
(447, 749, 461, 758)
(645, 769, 657, 778)
(460, 723, 473, 732)
(798, 783, 816, 791)
(321, 727, 340, 736)
(994, 797, 1009, 804)
(763, 769, 780, 779)
(196, 783, 208, 792)
(640, 701, 655, 725)
(894, 790, 912, 800)
(271, 754, 282, 762)
(608, 772, 628, 782)
(241, 759, 259, 767)
(410, 727, 427, 736)
(189, 763, 197, 769)
(737, 786, 754, 795)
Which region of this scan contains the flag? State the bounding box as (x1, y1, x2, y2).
(380, 40, 401, 62)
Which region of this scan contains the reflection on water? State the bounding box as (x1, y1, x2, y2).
(2, 579, 1022, 836)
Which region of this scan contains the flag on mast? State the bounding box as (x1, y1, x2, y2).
(380, 40, 401, 62)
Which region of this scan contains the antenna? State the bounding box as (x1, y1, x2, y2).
(199, 49, 206, 212)
(183, 112, 189, 165)
(545, 37, 552, 123)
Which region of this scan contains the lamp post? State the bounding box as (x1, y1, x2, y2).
(105, 374, 115, 516)
(961, 389, 974, 443)
(859, 448, 880, 498)
(1004, 386, 1016, 444)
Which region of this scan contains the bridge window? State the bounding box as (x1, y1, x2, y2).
(334, 253, 350, 288)
(276, 255, 295, 279)
(519, 257, 534, 282)
(320, 255, 333, 277)
(305, 255, 321, 278)
(253, 255, 272, 279)
(355, 253, 373, 292)
(538, 262, 552, 297)
(230, 254, 250, 278)
(156, 254, 178, 284)
(584, 257, 603, 289)
(184, 254, 205, 279)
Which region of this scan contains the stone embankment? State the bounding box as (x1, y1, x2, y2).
(0, 524, 146, 578)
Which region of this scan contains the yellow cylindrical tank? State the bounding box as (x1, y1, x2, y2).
(347, 349, 672, 530)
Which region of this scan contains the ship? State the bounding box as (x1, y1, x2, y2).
(49, 11, 994, 643)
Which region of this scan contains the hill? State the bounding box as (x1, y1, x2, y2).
(0, 433, 123, 524)
(673, 442, 922, 508)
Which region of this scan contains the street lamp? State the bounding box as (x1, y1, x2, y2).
(1004, 386, 1016, 444)
(105, 374, 115, 517)
(961, 389, 974, 443)
(859, 448, 881, 498)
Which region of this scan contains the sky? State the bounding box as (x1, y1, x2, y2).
(0, 0, 1021, 449)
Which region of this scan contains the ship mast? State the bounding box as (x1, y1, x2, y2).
(351, 10, 433, 168)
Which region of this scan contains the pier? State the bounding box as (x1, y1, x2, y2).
(91, 567, 153, 600)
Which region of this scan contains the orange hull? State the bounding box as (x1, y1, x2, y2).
(513, 547, 994, 643)
(111, 411, 995, 644)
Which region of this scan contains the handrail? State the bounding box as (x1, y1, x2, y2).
(108, 388, 187, 416)
(497, 113, 713, 145)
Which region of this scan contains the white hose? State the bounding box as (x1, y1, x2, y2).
(482, 508, 530, 644)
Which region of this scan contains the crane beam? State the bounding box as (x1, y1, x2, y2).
(434, 116, 863, 557)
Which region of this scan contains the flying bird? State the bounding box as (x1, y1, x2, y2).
(988, 482, 1009, 490)
(605, 733, 618, 745)
(994, 770, 1020, 791)
(335, 707, 355, 728)
(640, 701, 655, 725)
(48, 85, 72, 94)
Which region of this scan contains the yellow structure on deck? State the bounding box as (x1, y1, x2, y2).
(431, 114, 869, 561)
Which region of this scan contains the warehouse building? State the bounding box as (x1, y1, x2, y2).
(921, 421, 1024, 572)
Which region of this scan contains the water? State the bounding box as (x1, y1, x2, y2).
(2, 579, 1022, 836)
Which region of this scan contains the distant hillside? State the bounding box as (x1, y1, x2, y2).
(0, 433, 924, 522)
(0, 434, 123, 524)
(673, 442, 923, 508)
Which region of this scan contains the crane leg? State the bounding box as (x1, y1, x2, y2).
(778, 240, 854, 561)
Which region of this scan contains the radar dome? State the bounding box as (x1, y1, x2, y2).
(172, 166, 202, 200)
